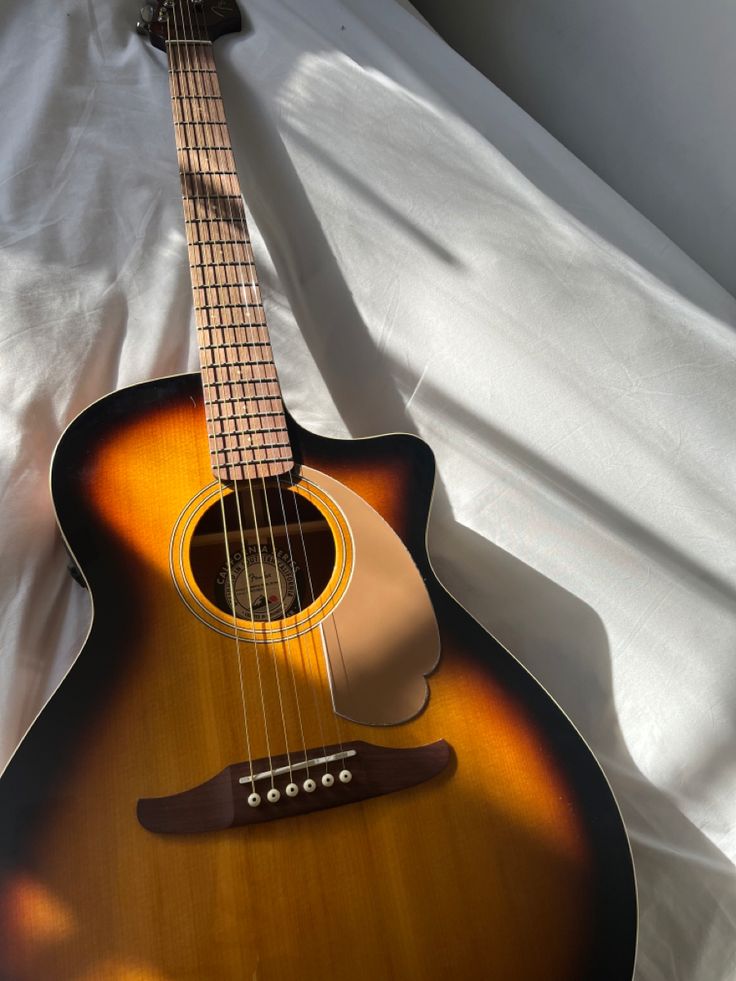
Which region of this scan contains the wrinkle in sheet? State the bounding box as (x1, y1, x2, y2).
(1, 2, 735, 979)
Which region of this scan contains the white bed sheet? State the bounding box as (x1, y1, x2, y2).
(1, 1, 735, 978)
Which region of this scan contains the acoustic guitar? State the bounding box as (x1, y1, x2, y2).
(0, 1, 637, 978)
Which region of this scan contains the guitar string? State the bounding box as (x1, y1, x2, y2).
(177, 1, 346, 786)
(185, 0, 306, 790)
(284, 472, 347, 768)
(196, 4, 348, 769)
(170, 0, 268, 794)
(185, 3, 301, 792)
(185, 0, 335, 781)
(177, 0, 285, 793)
(273, 477, 331, 769)
(199, 30, 349, 769)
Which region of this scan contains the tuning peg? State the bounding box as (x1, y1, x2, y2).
(136, 2, 156, 34)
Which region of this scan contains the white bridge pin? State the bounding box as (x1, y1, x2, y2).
(266, 788, 281, 803)
(321, 773, 335, 788)
(303, 778, 316, 793)
(247, 792, 261, 808)
(339, 769, 352, 784)
(285, 783, 299, 798)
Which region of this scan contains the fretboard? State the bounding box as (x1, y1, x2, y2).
(166, 38, 292, 483)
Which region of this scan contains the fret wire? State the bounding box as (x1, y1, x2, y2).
(205, 375, 283, 398)
(175, 121, 228, 128)
(193, 286, 259, 298)
(195, 294, 262, 310)
(192, 273, 257, 282)
(210, 432, 291, 450)
(199, 340, 271, 352)
(174, 115, 227, 124)
(192, 281, 258, 290)
(218, 460, 294, 471)
(191, 275, 259, 287)
(201, 375, 280, 387)
(201, 240, 252, 255)
(182, 191, 244, 203)
(182, 181, 239, 198)
(190, 243, 250, 255)
(185, 217, 243, 225)
(195, 294, 259, 306)
(210, 418, 287, 429)
(204, 395, 281, 409)
(191, 259, 255, 268)
(183, 166, 235, 177)
(212, 437, 285, 451)
(204, 391, 279, 404)
(194, 288, 261, 297)
(200, 339, 271, 349)
(210, 448, 292, 463)
(206, 427, 286, 441)
(210, 420, 287, 431)
(211, 429, 289, 441)
(199, 335, 270, 346)
(209, 408, 283, 422)
(191, 269, 258, 279)
(207, 412, 285, 425)
(187, 231, 252, 243)
(202, 357, 275, 368)
(181, 169, 238, 177)
(200, 338, 271, 348)
(202, 374, 280, 385)
(195, 301, 263, 310)
(193, 280, 257, 293)
(204, 395, 281, 407)
(198, 327, 269, 340)
(202, 395, 283, 414)
(211, 447, 291, 459)
(170, 41, 292, 476)
(173, 120, 228, 127)
(198, 328, 268, 338)
(192, 283, 258, 292)
(184, 213, 241, 221)
(194, 272, 261, 280)
(185, 222, 247, 232)
(204, 399, 282, 411)
(203, 380, 280, 393)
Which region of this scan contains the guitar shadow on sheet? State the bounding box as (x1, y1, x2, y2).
(218, 55, 736, 981)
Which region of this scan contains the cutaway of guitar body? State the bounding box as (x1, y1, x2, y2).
(0, 374, 637, 980)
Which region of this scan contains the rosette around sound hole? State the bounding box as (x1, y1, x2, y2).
(187, 480, 336, 623)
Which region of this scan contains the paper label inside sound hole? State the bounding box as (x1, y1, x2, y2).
(217, 544, 299, 621)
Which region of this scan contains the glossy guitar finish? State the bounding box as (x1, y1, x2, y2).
(1, 0, 636, 974)
(0, 373, 636, 980)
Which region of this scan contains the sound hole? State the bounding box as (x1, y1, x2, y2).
(188, 481, 335, 623)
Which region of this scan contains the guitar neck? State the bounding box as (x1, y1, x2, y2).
(167, 38, 292, 482)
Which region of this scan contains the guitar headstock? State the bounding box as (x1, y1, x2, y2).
(136, 0, 241, 51)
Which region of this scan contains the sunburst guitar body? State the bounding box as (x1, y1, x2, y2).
(0, 2, 636, 979)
